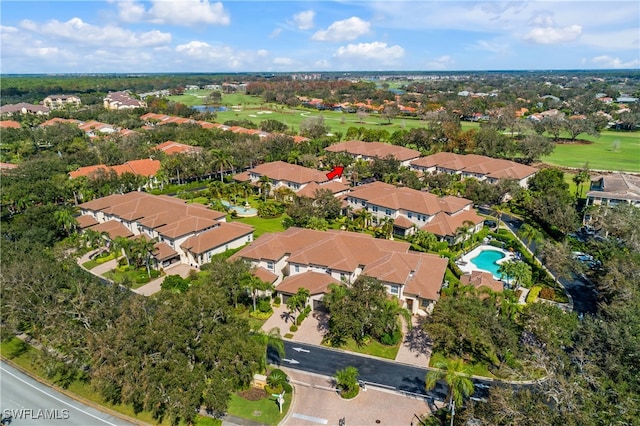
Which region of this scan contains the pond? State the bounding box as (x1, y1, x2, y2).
(191, 105, 229, 112)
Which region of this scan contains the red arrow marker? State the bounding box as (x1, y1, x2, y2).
(326, 166, 344, 180)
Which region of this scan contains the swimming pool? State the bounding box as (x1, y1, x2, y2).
(470, 249, 506, 279)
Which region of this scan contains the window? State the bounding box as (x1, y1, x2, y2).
(372, 206, 378, 212)
(361, 201, 366, 206)
(340, 273, 346, 282)
(389, 285, 399, 295)
(294, 265, 299, 273)
(385, 209, 392, 216)
(267, 261, 274, 271)
(407, 212, 412, 219)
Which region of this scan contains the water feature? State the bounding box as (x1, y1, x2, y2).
(219, 199, 257, 217)
(470, 249, 506, 279)
(191, 105, 229, 112)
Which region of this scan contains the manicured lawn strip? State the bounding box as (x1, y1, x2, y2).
(102, 267, 160, 289)
(227, 391, 291, 426)
(0, 338, 168, 425)
(332, 338, 400, 360)
(429, 352, 496, 378)
(229, 214, 289, 238)
(542, 130, 640, 172)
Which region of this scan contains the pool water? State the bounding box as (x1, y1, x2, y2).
(470, 250, 506, 279)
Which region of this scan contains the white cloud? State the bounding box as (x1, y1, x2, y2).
(257, 49, 268, 57)
(117, 0, 230, 26)
(524, 24, 582, 44)
(333, 41, 404, 64)
(426, 55, 454, 70)
(314, 59, 331, 68)
(473, 39, 510, 55)
(293, 10, 315, 30)
(19, 17, 171, 48)
(312, 17, 371, 42)
(592, 55, 640, 69)
(273, 57, 294, 65)
(269, 28, 282, 38)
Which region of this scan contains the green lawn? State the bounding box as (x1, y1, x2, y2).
(330, 338, 400, 360)
(229, 214, 289, 238)
(429, 352, 496, 378)
(226, 391, 291, 426)
(542, 130, 640, 172)
(102, 267, 160, 289)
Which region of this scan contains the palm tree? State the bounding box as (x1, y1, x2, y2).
(54, 207, 78, 235)
(210, 149, 233, 182)
(498, 260, 518, 288)
(208, 180, 226, 200)
(378, 217, 395, 240)
(250, 327, 285, 371)
(112, 236, 133, 266)
(353, 209, 373, 230)
(243, 274, 273, 312)
(335, 366, 359, 398)
(239, 181, 253, 205)
(425, 358, 474, 426)
(258, 175, 272, 202)
(573, 164, 590, 198)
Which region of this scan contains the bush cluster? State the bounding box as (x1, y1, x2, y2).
(526, 286, 542, 304)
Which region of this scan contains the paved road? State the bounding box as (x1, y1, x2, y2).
(272, 341, 490, 401)
(0, 361, 135, 426)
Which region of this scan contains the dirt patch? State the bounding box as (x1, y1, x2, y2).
(555, 138, 594, 145)
(238, 387, 268, 401)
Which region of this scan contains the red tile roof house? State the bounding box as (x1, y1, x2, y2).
(233, 161, 348, 196)
(410, 152, 537, 188)
(78, 192, 254, 268)
(231, 227, 448, 315)
(69, 159, 161, 190)
(103, 91, 147, 110)
(345, 181, 484, 244)
(0, 103, 50, 116)
(154, 140, 204, 156)
(0, 120, 21, 129)
(325, 140, 421, 167)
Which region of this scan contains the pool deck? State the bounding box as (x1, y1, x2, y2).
(456, 245, 515, 279)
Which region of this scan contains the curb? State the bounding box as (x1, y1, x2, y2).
(0, 356, 148, 425)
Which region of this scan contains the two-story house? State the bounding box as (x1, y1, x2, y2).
(43, 95, 81, 109)
(344, 181, 484, 244)
(586, 173, 640, 210)
(231, 227, 448, 315)
(410, 152, 537, 188)
(78, 192, 254, 269)
(325, 140, 421, 167)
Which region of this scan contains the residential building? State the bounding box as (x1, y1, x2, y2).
(344, 181, 484, 243)
(0, 120, 21, 129)
(410, 152, 537, 188)
(154, 141, 204, 156)
(69, 158, 161, 182)
(104, 91, 147, 110)
(460, 271, 504, 293)
(78, 192, 253, 268)
(231, 227, 448, 314)
(233, 161, 346, 195)
(586, 173, 640, 208)
(0, 103, 49, 116)
(43, 95, 81, 109)
(325, 140, 421, 166)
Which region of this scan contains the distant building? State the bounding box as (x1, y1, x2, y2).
(104, 91, 147, 110)
(43, 95, 81, 109)
(325, 140, 421, 166)
(0, 103, 49, 116)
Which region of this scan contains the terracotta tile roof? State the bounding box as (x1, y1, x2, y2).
(233, 171, 251, 182)
(80, 193, 227, 240)
(39, 117, 81, 127)
(78, 120, 114, 133)
(391, 215, 414, 229)
(0, 120, 21, 128)
(152, 242, 178, 261)
(347, 182, 472, 216)
(181, 222, 253, 255)
(253, 267, 279, 284)
(461, 271, 503, 293)
(411, 153, 537, 180)
(89, 220, 133, 239)
(69, 159, 160, 179)
(249, 161, 330, 185)
(155, 141, 203, 155)
(277, 271, 341, 296)
(0, 162, 18, 172)
(0, 103, 49, 114)
(420, 209, 483, 238)
(76, 214, 98, 229)
(325, 140, 420, 162)
(296, 180, 350, 198)
(587, 173, 640, 202)
(365, 252, 447, 300)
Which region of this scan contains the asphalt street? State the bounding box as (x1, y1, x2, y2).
(0, 361, 135, 426)
(272, 341, 491, 402)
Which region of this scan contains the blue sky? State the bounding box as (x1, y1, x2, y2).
(1, 1, 638, 73)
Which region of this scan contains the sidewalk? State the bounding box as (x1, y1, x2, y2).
(134, 263, 194, 296)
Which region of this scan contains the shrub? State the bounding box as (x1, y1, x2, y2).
(380, 330, 402, 346)
(304, 305, 311, 315)
(526, 286, 542, 304)
(296, 312, 307, 326)
(289, 324, 298, 332)
(273, 295, 281, 306)
(539, 287, 556, 300)
(161, 274, 189, 292)
(257, 298, 272, 313)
